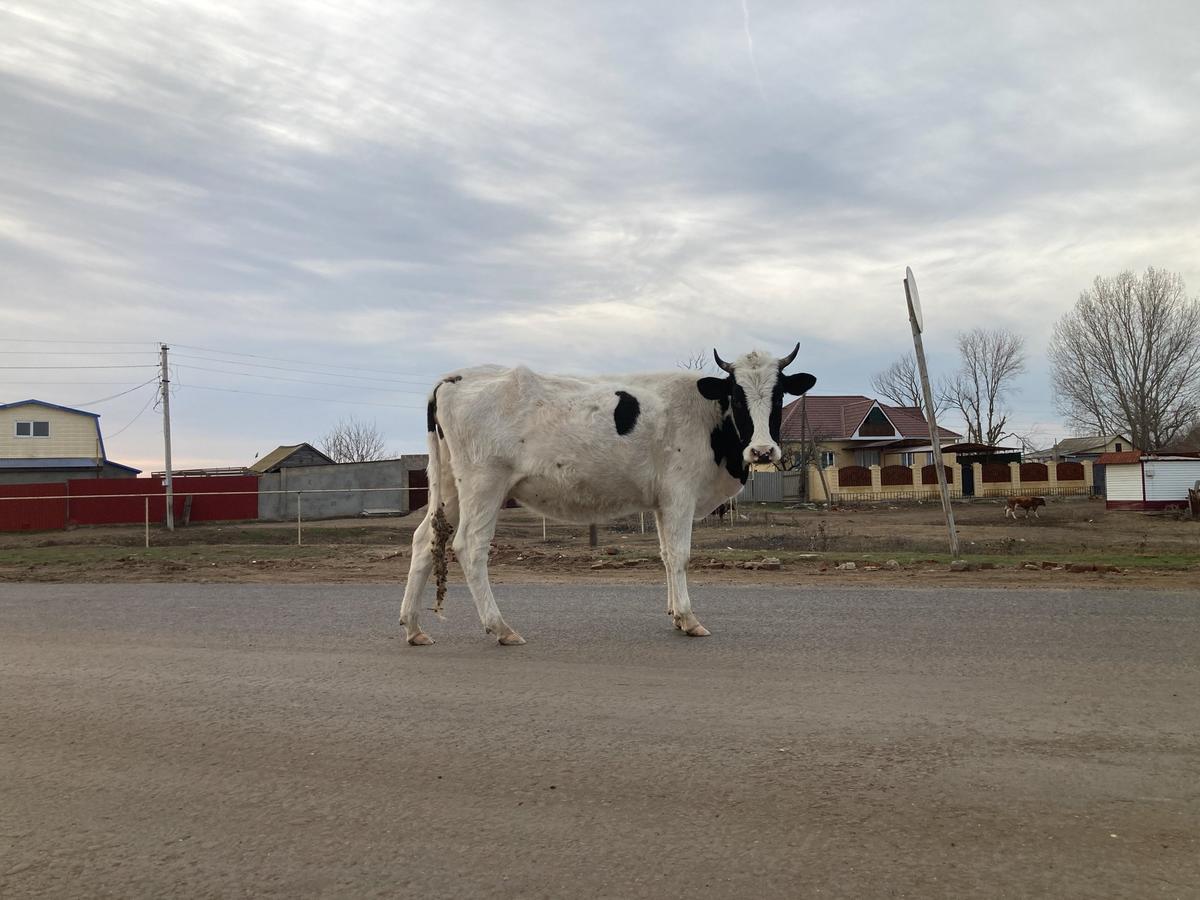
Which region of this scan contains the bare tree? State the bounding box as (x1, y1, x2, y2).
(676, 350, 711, 372)
(870, 353, 950, 416)
(944, 328, 1027, 445)
(1049, 268, 1200, 451)
(320, 415, 390, 463)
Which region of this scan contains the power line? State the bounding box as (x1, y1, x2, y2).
(106, 386, 159, 439)
(182, 383, 424, 409)
(170, 353, 434, 387)
(0, 350, 157, 356)
(70, 377, 160, 407)
(168, 343, 437, 379)
(0, 380, 150, 385)
(0, 364, 157, 370)
(174, 363, 429, 395)
(0, 338, 155, 345)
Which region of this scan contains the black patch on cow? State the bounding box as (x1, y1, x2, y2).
(709, 419, 747, 483)
(613, 391, 640, 435)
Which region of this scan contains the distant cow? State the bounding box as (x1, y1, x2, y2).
(400, 345, 816, 645)
(1005, 496, 1046, 519)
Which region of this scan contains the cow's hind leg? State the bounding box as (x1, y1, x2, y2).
(400, 495, 459, 645)
(455, 472, 524, 645)
(657, 503, 709, 636)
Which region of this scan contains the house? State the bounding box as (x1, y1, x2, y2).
(779, 395, 962, 468)
(1028, 434, 1136, 463)
(1096, 451, 1200, 511)
(0, 400, 141, 484)
(777, 395, 964, 501)
(248, 443, 335, 474)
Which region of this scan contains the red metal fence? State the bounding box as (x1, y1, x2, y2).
(0, 475, 259, 532)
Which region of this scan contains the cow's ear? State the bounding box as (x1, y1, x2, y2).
(782, 372, 816, 396)
(697, 376, 731, 401)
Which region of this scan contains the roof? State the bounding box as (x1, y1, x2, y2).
(248, 442, 335, 473)
(1093, 451, 1142, 466)
(1040, 434, 1133, 456)
(780, 395, 961, 442)
(0, 399, 100, 418)
(0, 457, 141, 473)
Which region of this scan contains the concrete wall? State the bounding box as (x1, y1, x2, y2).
(258, 456, 428, 521)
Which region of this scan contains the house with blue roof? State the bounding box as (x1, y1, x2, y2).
(0, 400, 141, 484)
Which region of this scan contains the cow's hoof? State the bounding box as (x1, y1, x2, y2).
(406, 631, 435, 646)
(497, 631, 526, 646)
(685, 624, 711, 637)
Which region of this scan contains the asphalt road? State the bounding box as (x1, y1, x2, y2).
(1, 582, 1198, 899)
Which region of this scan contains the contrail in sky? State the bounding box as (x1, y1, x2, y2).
(741, 0, 767, 102)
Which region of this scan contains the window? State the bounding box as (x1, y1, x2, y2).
(900, 451, 932, 467)
(819, 451, 835, 468)
(1115, 443, 1123, 452)
(15, 421, 50, 438)
(854, 449, 881, 467)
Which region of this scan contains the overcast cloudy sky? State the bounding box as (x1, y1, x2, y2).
(2, 0, 1198, 470)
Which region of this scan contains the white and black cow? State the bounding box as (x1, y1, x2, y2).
(400, 345, 816, 645)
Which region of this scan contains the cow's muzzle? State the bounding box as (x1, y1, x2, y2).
(747, 445, 780, 465)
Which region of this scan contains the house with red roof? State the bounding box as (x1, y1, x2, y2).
(774, 395, 975, 501)
(774, 395, 1093, 501)
(779, 395, 961, 468)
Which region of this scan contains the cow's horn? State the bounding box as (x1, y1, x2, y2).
(778, 342, 800, 368)
(713, 349, 735, 374)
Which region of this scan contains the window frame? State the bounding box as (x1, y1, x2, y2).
(14, 420, 50, 438)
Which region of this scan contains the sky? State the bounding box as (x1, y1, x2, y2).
(2, 0, 1198, 471)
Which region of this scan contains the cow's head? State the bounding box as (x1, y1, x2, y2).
(697, 343, 816, 466)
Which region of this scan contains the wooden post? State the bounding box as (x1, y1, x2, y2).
(297, 492, 303, 546)
(588, 524, 598, 548)
(904, 268, 960, 559)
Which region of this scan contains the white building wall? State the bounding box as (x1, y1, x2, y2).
(1143, 460, 1200, 502)
(1104, 464, 1143, 502)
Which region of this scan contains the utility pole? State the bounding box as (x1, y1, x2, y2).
(904, 268, 960, 559)
(160, 343, 174, 531)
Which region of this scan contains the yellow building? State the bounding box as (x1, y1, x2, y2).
(0, 400, 141, 483)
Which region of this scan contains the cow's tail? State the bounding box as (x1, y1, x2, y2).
(425, 379, 456, 620)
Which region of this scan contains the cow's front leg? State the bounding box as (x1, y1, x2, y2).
(656, 504, 709, 636)
(653, 510, 678, 624)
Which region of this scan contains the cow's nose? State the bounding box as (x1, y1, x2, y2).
(748, 445, 778, 464)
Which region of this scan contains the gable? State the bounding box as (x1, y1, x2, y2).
(856, 405, 896, 437)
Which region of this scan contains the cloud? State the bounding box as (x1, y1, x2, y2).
(1, 0, 1198, 463)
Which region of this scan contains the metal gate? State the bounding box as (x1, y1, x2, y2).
(961, 464, 975, 497)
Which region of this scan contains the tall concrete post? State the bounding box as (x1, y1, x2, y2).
(160, 343, 174, 531)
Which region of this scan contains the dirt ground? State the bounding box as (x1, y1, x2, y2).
(1, 496, 1197, 589)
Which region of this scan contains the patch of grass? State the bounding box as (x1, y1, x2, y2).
(697, 548, 1198, 570)
(0, 543, 339, 569)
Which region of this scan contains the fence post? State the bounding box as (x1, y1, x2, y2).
(297, 492, 303, 546)
(542, 516, 547, 541)
(144, 496, 149, 548)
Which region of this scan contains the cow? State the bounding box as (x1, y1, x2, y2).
(400, 345, 816, 645)
(1005, 495, 1046, 519)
